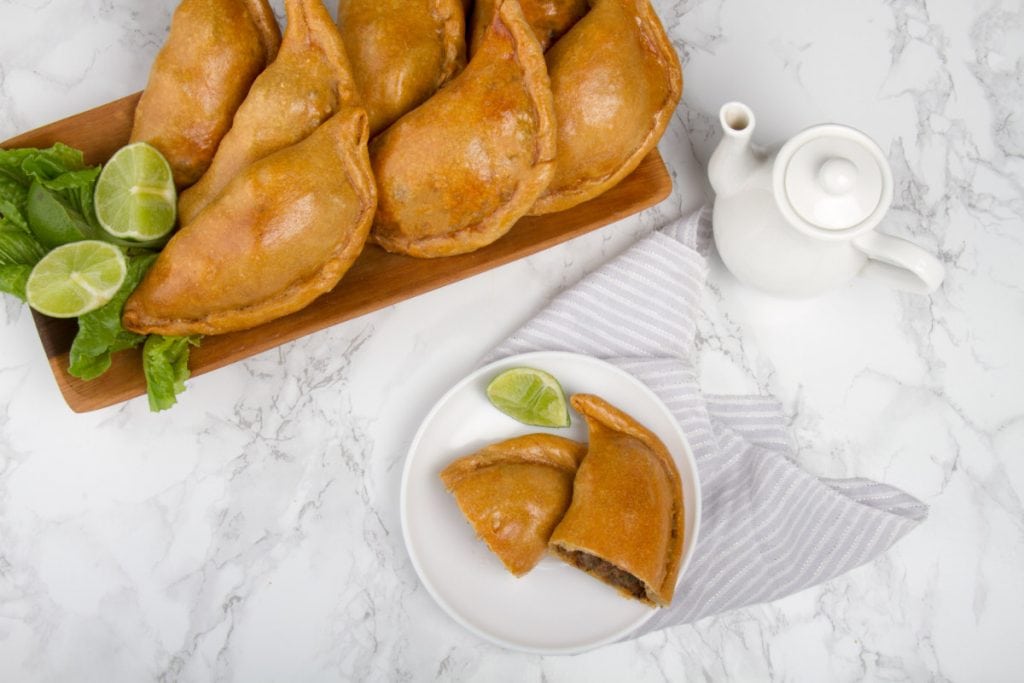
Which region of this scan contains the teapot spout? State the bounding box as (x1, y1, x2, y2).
(708, 102, 759, 197)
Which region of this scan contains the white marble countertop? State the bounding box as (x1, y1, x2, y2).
(1, 0, 1022, 680)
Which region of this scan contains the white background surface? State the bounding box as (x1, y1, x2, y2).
(1, 0, 1022, 680)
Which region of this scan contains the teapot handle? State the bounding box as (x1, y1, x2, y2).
(853, 231, 945, 294)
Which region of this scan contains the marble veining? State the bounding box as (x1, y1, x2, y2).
(1, 0, 1022, 681)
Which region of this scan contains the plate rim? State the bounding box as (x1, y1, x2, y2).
(399, 350, 703, 655)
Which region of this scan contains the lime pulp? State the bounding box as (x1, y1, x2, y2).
(486, 367, 571, 428)
(94, 142, 176, 242)
(25, 240, 127, 318)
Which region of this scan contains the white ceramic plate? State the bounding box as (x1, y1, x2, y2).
(400, 351, 702, 654)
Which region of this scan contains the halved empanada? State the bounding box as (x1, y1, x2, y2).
(471, 0, 588, 53)
(130, 0, 281, 188)
(369, 0, 555, 258)
(178, 0, 359, 225)
(337, 0, 467, 137)
(123, 108, 376, 336)
(441, 434, 587, 577)
(529, 0, 682, 215)
(550, 394, 684, 607)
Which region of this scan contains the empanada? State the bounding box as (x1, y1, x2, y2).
(336, 0, 467, 137)
(123, 109, 376, 336)
(471, 0, 587, 53)
(130, 0, 281, 188)
(441, 434, 587, 577)
(369, 0, 556, 258)
(550, 394, 684, 607)
(529, 0, 682, 215)
(178, 0, 359, 225)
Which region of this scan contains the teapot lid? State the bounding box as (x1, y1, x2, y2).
(774, 124, 893, 237)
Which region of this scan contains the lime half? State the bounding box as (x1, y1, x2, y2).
(26, 240, 127, 318)
(486, 367, 571, 428)
(94, 142, 176, 242)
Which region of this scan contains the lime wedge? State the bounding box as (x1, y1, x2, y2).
(486, 367, 571, 428)
(25, 240, 127, 318)
(94, 142, 176, 242)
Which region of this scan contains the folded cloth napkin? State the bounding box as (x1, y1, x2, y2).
(485, 207, 928, 635)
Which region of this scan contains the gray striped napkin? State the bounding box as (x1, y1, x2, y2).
(486, 207, 928, 634)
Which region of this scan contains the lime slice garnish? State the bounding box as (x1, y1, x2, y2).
(486, 367, 571, 428)
(25, 240, 127, 318)
(94, 142, 176, 242)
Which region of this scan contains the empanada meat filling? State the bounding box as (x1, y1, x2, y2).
(548, 393, 686, 607)
(556, 548, 648, 601)
(553, 495, 681, 606)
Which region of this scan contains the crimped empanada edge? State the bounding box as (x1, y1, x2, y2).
(528, 0, 683, 215)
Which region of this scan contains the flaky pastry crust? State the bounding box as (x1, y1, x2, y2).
(529, 0, 682, 215)
(369, 0, 556, 258)
(549, 394, 685, 606)
(130, 0, 281, 188)
(441, 434, 587, 577)
(123, 109, 376, 336)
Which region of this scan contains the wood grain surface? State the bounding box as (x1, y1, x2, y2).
(2, 93, 673, 413)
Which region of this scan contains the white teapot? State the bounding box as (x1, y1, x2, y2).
(708, 102, 945, 298)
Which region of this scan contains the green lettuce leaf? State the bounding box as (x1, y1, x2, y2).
(68, 251, 158, 380)
(0, 229, 46, 264)
(0, 264, 32, 301)
(143, 335, 201, 412)
(0, 143, 86, 188)
(0, 144, 89, 263)
(26, 180, 100, 248)
(0, 174, 30, 232)
(0, 230, 46, 300)
(0, 207, 29, 234)
(38, 167, 102, 229)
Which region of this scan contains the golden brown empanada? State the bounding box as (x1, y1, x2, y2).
(471, 0, 587, 53)
(336, 0, 467, 137)
(529, 0, 682, 215)
(123, 108, 376, 336)
(369, 0, 556, 258)
(178, 0, 359, 225)
(130, 0, 281, 188)
(550, 394, 684, 607)
(441, 434, 587, 577)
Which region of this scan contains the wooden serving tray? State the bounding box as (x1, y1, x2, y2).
(2, 93, 672, 413)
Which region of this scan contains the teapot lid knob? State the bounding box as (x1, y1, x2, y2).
(775, 125, 894, 235)
(819, 157, 858, 195)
